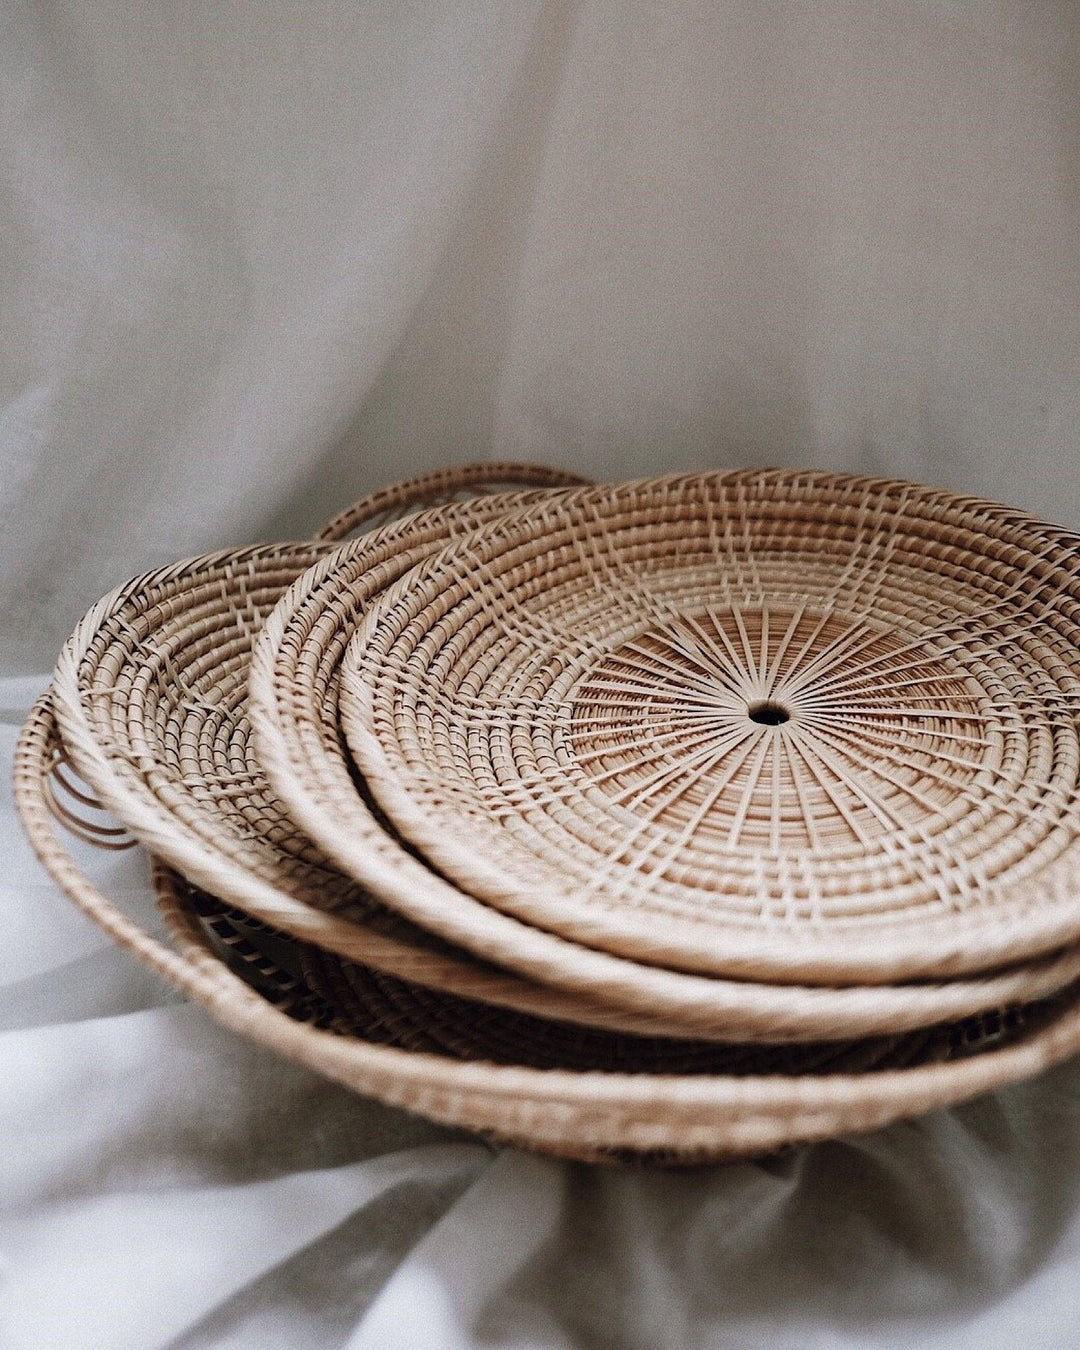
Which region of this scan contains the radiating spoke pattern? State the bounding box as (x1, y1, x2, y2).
(570, 605, 991, 855)
(342, 469, 1080, 981)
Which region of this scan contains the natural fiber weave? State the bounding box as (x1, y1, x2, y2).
(16, 695, 1080, 1164)
(45, 494, 1071, 1047)
(176, 879, 1048, 1079)
(54, 462, 925, 1041)
(47, 475, 734, 1039)
(337, 470, 1080, 983)
(35, 531, 1080, 1047)
(251, 483, 1080, 1034)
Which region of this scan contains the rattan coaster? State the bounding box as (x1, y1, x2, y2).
(18, 697, 1080, 1166)
(248, 495, 1080, 1041)
(337, 470, 1080, 984)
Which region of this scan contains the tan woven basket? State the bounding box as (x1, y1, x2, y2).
(36, 463, 536, 848)
(335, 470, 1080, 983)
(41, 455, 1069, 1044)
(249, 483, 1080, 1036)
(16, 695, 1080, 1166)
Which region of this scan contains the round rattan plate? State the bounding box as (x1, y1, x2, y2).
(338, 470, 1080, 983)
(49, 471, 736, 1039)
(17, 695, 1080, 1166)
(248, 491, 1080, 1037)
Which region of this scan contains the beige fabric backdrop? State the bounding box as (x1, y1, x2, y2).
(3, 0, 1079, 672)
(3, 3, 1080, 1346)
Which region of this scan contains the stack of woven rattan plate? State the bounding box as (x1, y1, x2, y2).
(15, 463, 1080, 1164)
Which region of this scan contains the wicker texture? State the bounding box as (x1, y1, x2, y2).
(18, 461, 1080, 1163)
(40, 486, 1075, 1044)
(336, 470, 1080, 983)
(176, 880, 1049, 1080)
(252, 484, 1080, 1037)
(16, 694, 1080, 1165)
(46, 476, 730, 1040)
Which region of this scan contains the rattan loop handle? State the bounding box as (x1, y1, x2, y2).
(41, 726, 137, 851)
(14, 695, 214, 994)
(316, 461, 590, 542)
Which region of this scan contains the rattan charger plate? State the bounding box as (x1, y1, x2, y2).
(248, 496, 1080, 1041)
(16, 697, 1080, 1165)
(337, 470, 1080, 984)
(46, 472, 726, 1040)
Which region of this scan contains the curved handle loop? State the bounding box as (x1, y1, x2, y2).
(39, 731, 138, 850)
(13, 694, 219, 993)
(316, 461, 590, 542)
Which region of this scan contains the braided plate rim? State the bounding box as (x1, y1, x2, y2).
(338, 470, 1080, 982)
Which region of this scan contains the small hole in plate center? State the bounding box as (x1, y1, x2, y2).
(747, 700, 790, 727)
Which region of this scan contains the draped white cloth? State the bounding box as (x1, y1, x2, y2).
(3, 2, 1080, 1345)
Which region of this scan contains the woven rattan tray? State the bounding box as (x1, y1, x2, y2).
(43, 488, 1075, 1044)
(45, 473, 733, 1040)
(250, 484, 1080, 1036)
(336, 470, 1080, 983)
(16, 695, 1080, 1165)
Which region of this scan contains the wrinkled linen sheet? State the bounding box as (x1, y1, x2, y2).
(4, 1, 1080, 1345)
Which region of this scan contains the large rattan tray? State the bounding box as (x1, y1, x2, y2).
(16, 695, 1080, 1166)
(336, 470, 1080, 983)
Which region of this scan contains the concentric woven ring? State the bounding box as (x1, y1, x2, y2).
(249, 481, 1080, 1034)
(338, 470, 1080, 983)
